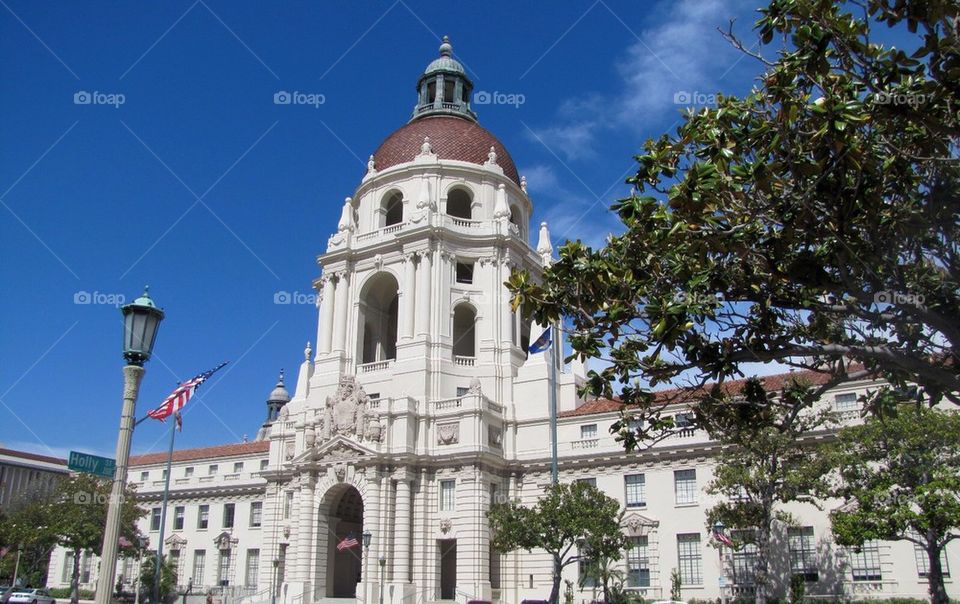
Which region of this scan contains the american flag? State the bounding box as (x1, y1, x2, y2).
(118, 536, 133, 548)
(147, 363, 228, 423)
(713, 530, 734, 547)
(336, 534, 359, 551)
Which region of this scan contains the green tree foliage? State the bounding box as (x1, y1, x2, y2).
(825, 404, 960, 604)
(507, 0, 959, 442)
(488, 481, 627, 604)
(702, 378, 832, 603)
(0, 485, 60, 587)
(138, 552, 178, 603)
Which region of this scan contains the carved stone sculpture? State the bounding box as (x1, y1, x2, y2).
(321, 375, 372, 441)
(437, 422, 459, 445)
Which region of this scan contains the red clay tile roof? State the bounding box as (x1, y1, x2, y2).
(0, 447, 68, 467)
(373, 115, 520, 185)
(130, 441, 269, 466)
(560, 366, 867, 418)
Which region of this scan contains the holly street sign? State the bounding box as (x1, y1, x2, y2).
(68, 451, 116, 479)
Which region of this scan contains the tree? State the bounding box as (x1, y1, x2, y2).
(825, 402, 960, 604)
(138, 552, 177, 604)
(48, 474, 145, 604)
(701, 378, 832, 603)
(0, 485, 60, 587)
(507, 0, 959, 441)
(488, 481, 627, 604)
(578, 552, 623, 603)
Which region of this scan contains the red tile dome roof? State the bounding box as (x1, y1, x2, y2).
(372, 115, 520, 185)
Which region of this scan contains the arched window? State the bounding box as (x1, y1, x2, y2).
(358, 273, 399, 363)
(447, 188, 472, 220)
(381, 192, 403, 227)
(452, 303, 477, 358)
(444, 80, 455, 103)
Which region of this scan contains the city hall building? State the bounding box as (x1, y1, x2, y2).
(48, 39, 957, 603)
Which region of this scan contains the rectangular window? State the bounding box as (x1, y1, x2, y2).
(162, 469, 168, 480)
(223, 503, 236, 528)
(140, 471, 149, 481)
(626, 536, 650, 587)
(245, 549, 260, 589)
(62, 551, 75, 583)
(439, 479, 456, 511)
(674, 469, 697, 504)
(174, 506, 185, 530)
(150, 507, 162, 531)
(677, 533, 703, 585)
(80, 552, 92, 583)
(198, 504, 209, 529)
(578, 551, 596, 587)
(218, 550, 231, 585)
(731, 530, 757, 586)
(576, 477, 597, 487)
(788, 526, 819, 581)
(914, 544, 951, 578)
(624, 474, 646, 507)
(168, 549, 180, 570)
(849, 540, 882, 581)
(233, 461, 244, 473)
(185, 467, 194, 478)
(208, 464, 218, 475)
(250, 501, 263, 527)
(580, 424, 598, 439)
(675, 412, 695, 428)
(834, 392, 859, 411)
(455, 262, 474, 284)
(259, 459, 269, 471)
(192, 550, 206, 585)
(283, 492, 293, 520)
(456, 386, 470, 397)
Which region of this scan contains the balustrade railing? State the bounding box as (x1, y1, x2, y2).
(359, 360, 391, 373)
(571, 438, 599, 449)
(453, 355, 476, 366)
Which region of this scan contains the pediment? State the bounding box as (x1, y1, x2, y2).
(213, 531, 237, 549)
(303, 435, 378, 464)
(164, 533, 187, 547)
(621, 512, 659, 535)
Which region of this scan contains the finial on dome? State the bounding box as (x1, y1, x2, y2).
(520, 175, 528, 194)
(439, 35, 452, 57)
(304, 341, 312, 361)
(277, 368, 285, 386)
(366, 154, 376, 174)
(419, 136, 433, 156)
(486, 146, 498, 166)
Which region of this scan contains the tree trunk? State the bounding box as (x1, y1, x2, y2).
(927, 545, 949, 604)
(70, 548, 81, 604)
(753, 510, 772, 604)
(549, 556, 561, 604)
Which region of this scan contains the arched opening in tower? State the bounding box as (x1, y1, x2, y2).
(381, 191, 403, 227)
(446, 188, 472, 220)
(452, 303, 477, 358)
(358, 273, 399, 363)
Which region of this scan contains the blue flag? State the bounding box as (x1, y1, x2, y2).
(529, 326, 552, 354)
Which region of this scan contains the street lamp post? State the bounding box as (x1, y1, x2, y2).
(270, 558, 279, 604)
(361, 531, 372, 603)
(714, 521, 728, 604)
(377, 557, 385, 604)
(95, 288, 164, 604)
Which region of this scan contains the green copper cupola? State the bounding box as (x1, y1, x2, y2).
(412, 36, 477, 122)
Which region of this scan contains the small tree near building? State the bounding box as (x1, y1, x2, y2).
(825, 400, 960, 604)
(488, 481, 627, 604)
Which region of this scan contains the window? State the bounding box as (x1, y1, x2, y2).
(250, 502, 263, 527)
(233, 462, 244, 473)
(626, 536, 650, 587)
(580, 424, 598, 439)
(185, 467, 194, 478)
(439, 479, 455, 511)
(675, 412, 695, 428)
(456, 386, 470, 397)
(208, 464, 218, 475)
(731, 530, 757, 585)
(359, 272, 400, 363)
(168, 549, 181, 571)
(162, 469, 168, 480)
(283, 492, 293, 520)
(150, 507, 162, 531)
(578, 551, 596, 587)
(674, 469, 697, 504)
(455, 262, 474, 284)
(80, 551, 92, 583)
(62, 551, 75, 583)
(223, 503, 236, 528)
(576, 477, 597, 487)
(788, 526, 819, 581)
(245, 549, 260, 589)
(849, 540, 882, 581)
(259, 459, 269, 471)
(198, 504, 209, 529)
(834, 392, 859, 411)
(446, 188, 472, 219)
(677, 533, 703, 585)
(914, 544, 950, 578)
(218, 550, 231, 585)
(382, 191, 403, 227)
(192, 550, 206, 585)
(625, 474, 646, 507)
(452, 303, 477, 357)
(140, 471, 149, 481)
(173, 506, 185, 530)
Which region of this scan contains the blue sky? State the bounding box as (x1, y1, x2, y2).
(0, 0, 766, 458)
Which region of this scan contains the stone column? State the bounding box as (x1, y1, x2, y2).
(416, 251, 432, 337)
(499, 260, 513, 344)
(393, 476, 412, 583)
(332, 272, 349, 352)
(362, 470, 382, 600)
(402, 254, 417, 339)
(318, 276, 336, 354)
(296, 475, 316, 588)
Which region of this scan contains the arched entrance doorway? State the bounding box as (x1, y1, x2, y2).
(320, 484, 365, 598)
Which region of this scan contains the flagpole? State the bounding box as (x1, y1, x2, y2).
(548, 322, 559, 485)
(153, 416, 177, 604)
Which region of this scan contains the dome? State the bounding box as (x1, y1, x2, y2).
(268, 370, 290, 403)
(372, 115, 520, 185)
(424, 55, 465, 76)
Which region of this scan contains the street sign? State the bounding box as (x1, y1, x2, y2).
(68, 451, 116, 479)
